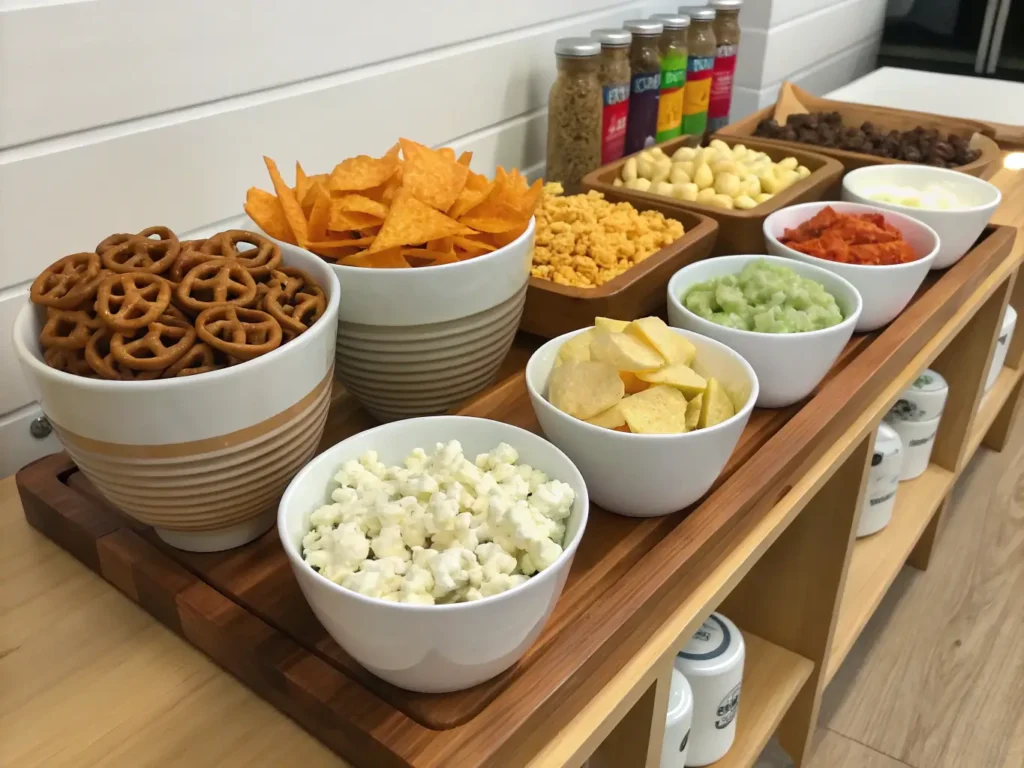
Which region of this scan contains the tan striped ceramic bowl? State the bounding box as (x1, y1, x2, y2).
(258, 217, 534, 422)
(13, 247, 340, 553)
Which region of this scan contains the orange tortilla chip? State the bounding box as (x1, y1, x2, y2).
(447, 180, 494, 220)
(428, 252, 460, 266)
(453, 235, 496, 253)
(330, 150, 400, 192)
(306, 185, 332, 242)
(245, 187, 295, 244)
(369, 189, 473, 253)
(439, 147, 456, 162)
(333, 194, 389, 219)
(328, 202, 383, 233)
(295, 162, 309, 198)
(399, 138, 469, 211)
(264, 156, 308, 245)
(457, 151, 473, 167)
(340, 247, 410, 269)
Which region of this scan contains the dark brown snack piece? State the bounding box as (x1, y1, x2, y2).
(40, 309, 103, 350)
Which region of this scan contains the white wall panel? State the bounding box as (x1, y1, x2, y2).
(0, 403, 61, 479)
(741, 0, 850, 30)
(0, 288, 32, 414)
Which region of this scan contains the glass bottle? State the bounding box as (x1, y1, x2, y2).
(651, 14, 690, 142)
(592, 28, 632, 164)
(708, 0, 742, 131)
(622, 19, 663, 155)
(546, 37, 603, 186)
(681, 8, 717, 136)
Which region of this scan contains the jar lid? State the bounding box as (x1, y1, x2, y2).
(666, 667, 693, 721)
(676, 612, 744, 675)
(680, 7, 717, 20)
(909, 369, 948, 394)
(591, 28, 632, 47)
(651, 13, 691, 29)
(710, 0, 743, 8)
(623, 19, 664, 36)
(554, 37, 601, 57)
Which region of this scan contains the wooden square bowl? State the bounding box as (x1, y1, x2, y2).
(520, 195, 717, 339)
(581, 135, 844, 257)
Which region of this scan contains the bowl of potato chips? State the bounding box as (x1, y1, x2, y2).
(525, 316, 757, 517)
(244, 140, 541, 421)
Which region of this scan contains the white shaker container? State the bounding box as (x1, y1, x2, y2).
(661, 667, 694, 768)
(675, 613, 745, 766)
(885, 369, 947, 481)
(986, 305, 1017, 392)
(858, 422, 903, 537)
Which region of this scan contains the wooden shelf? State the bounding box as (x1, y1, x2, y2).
(965, 366, 1024, 461)
(825, 462, 955, 683)
(711, 632, 813, 768)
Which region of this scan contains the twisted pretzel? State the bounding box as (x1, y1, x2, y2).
(101, 233, 180, 275)
(196, 306, 282, 361)
(96, 233, 135, 254)
(168, 249, 216, 284)
(201, 230, 281, 278)
(40, 309, 103, 350)
(30, 252, 103, 309)
(162, 342, 223, 377)
(264, 283, 326, 336)
(175, 259, 257, 313)
(95, 272, 173, 332)
(85, 327, 162, 380)
(111, 315, 196, 371)
(45, 344, 95, 377)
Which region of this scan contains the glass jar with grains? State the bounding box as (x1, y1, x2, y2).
(708, 0, 742, 131)
(680, 7, 716, 136)
(651, 14, 690, 142)
(592, 28, 632, 165)
(622, 19, 663, 155)
(546, 37, 603, 187)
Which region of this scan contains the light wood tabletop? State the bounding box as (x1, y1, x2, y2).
(3, 158, 1022, 768)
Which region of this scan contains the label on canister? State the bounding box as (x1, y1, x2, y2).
(656, 55, 688, 142)
(707, 44, 737, 132)
(624, 70, 661, 154)
(601, 82, 630, 164)
(681, 55, 714, 134)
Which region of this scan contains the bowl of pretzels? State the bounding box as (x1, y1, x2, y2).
(12, 226, 340, 552)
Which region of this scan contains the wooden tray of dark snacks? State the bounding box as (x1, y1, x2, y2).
(717, 82, 1002, 178)
(17, 225, 1017, 767)
(582, 134, 844, 257)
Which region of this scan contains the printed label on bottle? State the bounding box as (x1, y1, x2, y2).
(681, 55, 714, 135)
(656, 59, 688, 141)
(707, 45, 738, 132)
(600, 82, 630, 164)
(623, 70, 661, 154)
(715, 683, 741, 729)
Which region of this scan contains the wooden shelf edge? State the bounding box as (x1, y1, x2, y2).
(710, 632, 813, 768)
(965, 366, 1024, 461)
(825, 463, 955, 683)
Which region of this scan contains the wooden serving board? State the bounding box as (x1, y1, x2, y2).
(16, 225, 1016, 767)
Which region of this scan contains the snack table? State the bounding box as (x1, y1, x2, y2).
(3, 159, 1024, 768)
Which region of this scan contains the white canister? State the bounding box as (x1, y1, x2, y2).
(661, 668, 694, 768)
(675, 613, 745, 766)
(887, 369, 948, 423)
(886, 415, 939, 481)
(858, 422, 903, 537)
(986, 305, 1017, 392)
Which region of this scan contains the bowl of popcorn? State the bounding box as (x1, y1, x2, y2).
(525, 316, 757, 517)
(277, 415, 588, 693)
(582, 136, 843, 255)
(841, 164, 1001, 270)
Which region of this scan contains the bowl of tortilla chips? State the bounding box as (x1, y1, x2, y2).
(244, 139, 539, 421)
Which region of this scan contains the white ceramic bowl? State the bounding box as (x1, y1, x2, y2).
(277, 415, 588, 693)
(246, 216, 534, 421)
(525, 328, 757, 517)
(763, 201, 939, 332)
(13, 246, 340, 552)
(666, 255, 862, 408)
(841, 164, 1001, 270)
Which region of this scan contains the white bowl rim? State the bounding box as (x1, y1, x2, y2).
(12, 252, 341, 393)
(667, 253, 864, 341)
(842, 164, 1003, 215)
(525, 326, 760, 442)
(251, 216, 536, 276)
(763, 200, 941, 272)
(277, 415, 590, 613)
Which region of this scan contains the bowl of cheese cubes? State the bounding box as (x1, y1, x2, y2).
(277, 415, 588, 693)
(525, 316, 757, 517)
(582, 136, 843, 255)
(841, 164, 1001, 270)
(667, 255, 862, 408)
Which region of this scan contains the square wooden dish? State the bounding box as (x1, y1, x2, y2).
(520, 195, 717, 338)
(581, 134, 844, 257)
(716, 81, 1002, 178)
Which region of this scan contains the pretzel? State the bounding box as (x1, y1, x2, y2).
(264, 283, 326, 336)
(168, 249, 216, 284)
(85, 327, 162, 380)
(30, 252, 103, 309)
(111, 315, 196, 371)
(44, 344, 95, 377)
(201, 230, 282, 278)
(196, 306, 282, 361)
(162, 342, 222, 377)
(95, 272, 173, 332)
(175, 259, 257, 313)
(96, 233, 135, 254)
(40, 309, 103, 350)
(101, 233, 180, 275)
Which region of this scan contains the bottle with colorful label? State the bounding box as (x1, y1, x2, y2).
(708, 0, 742, 131)
(622, 19, 663, 155)
(592, 28, 633, 164)
(681, 8, 717, 136)
(651, 14, 690, 142)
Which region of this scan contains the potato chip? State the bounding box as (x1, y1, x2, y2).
(590, 328, 664, 372)
(625, 317, 696, 366)
(685, 394, 702, 431)
(548, 360, 624, 420)
(595, 317, 630, 333)
(330, 149, 400, 192)
(637, 363, 707, 398)
(369, 189, 473, 253)
(699, 378, 736, 428)
(340, 247, 410, 269)
(333, 194, 389, 219)
(399, 138, 469, 211)
(264, 156, 308, 245)
(620, 371, 650, 394)
(306, 184, 332, 242)
(618, 386, 690, 434)
(245, 188, 294, 243)
(557, 330, 594, 364)
(586, 403, 626, 429)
